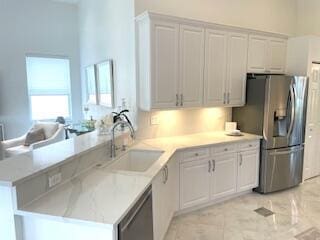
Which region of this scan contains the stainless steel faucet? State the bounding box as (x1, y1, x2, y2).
(110, 120, 135, 158)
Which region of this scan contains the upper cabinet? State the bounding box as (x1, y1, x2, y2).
(179, 25, 205, 108)
(137, 12, 288, 111)
(204, 30, 248, 107)
(248, 34, 287, 74)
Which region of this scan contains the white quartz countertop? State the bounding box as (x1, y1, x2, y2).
(16, 131, 262, 228)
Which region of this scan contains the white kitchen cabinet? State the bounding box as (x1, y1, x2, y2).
(150, 20, 180, 109)
(152, 156, 178, 240)
(204, 29, 228, 106)
(211, 153, 237, 199)
(179, 25, 205, 108)
(137, 13, 287, 110)
(248, 34, 287, 74)
(137, 18, 180, 111)
(247, 35, 268, 73)
(204, 30, 247, 107)
(180, 159, 211, 209)
(237, 150, 259, 192)
(268, 37, 287, 73)
(227, 32, 248, 106)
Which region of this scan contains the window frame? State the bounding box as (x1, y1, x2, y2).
(25, 54, 73, 121)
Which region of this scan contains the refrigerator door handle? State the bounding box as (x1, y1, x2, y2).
(269, 147, 304, 156)
(287, 83, 296, 138)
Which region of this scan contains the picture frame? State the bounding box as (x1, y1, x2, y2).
(85, 65, 98, 105)
(96, 60, 115, 108)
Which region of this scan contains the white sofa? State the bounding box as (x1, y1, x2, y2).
(0, 122, 65, 160)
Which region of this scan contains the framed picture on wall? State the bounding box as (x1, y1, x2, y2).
(96, 60, 115, 108)
(85, 65, 98, 105)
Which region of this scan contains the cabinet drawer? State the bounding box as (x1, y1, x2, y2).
(239, 141, 260, 151)
(181, 147, 210, 163)
(213, 144, 238, 154)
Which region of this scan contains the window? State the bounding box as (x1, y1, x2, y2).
(26, 56, 72, 120)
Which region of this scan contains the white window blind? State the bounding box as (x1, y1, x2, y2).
(26, 56, 72, 120)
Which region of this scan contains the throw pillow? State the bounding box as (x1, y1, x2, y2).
(24, 128, 46, 147)
(33, 122, 59, 139)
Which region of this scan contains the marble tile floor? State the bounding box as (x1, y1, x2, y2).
(164, 177, 320, 240)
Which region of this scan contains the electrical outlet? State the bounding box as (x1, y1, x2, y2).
(150, 115, 160, 125)
(48, 173, 62, 188)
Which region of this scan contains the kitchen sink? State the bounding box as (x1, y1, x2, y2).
(108, 149, 164, 172)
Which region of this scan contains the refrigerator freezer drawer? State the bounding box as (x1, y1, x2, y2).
(258, 146, 304, 193)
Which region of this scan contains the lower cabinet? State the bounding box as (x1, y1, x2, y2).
(237, 150, 259, 192)
(152, 156, 178, 240)
(211, 153, 237, 199)
(179, 144, 260, 210)
(152, 141, 260, 240)
(179, 159, 211, 209)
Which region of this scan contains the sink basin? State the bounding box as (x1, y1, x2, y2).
(109, 149, 164, 172)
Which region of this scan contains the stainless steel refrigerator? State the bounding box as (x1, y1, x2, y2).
(233, 75, 308, 193)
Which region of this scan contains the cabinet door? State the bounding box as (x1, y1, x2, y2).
(179, 25, 205, 108)
(237, 150, 259, 192)
(151, 20, 180, 109)
(268, 38, 287, 73)
(180, 159, 211, 209)
(227, 32, 248, 106)
(152, 157, 178, 240)
(152, 168, 166, 240)
(247, 35, 268, 73)
(204, 29, 228, 106)
(211, 153, 237, 200)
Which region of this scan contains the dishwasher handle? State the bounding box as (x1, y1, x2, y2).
(119, 186, 152, 233)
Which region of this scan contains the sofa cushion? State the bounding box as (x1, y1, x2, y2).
(5, 145, 31, 158)
(33, 122, 59, 139)
(24, 128, 46, 146)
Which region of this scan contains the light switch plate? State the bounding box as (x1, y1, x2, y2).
(150, 115, 160, 125)
(48, 173, 62, 188)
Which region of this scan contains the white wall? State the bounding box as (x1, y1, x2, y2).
(296, 0, 320, 36)
(0, 0, 82, 139)
(135, 0, 297, 36)
(78, 0, 136, 123)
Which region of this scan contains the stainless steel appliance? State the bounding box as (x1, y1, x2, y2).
(118, 186, 153, 240)
(233, 75, 308, 193)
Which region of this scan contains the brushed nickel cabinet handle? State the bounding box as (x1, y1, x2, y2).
(165, 166, 169, 183)
(239, 154, 243, 166)
(208, 160, 212, 173)
(212, 160, 216, 172)
(162, 167, 166, 184)
(180, 94, 183, 106)
(223, 93, 226, 104)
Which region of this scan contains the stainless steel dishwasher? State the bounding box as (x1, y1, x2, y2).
(118, 186, 153, 240)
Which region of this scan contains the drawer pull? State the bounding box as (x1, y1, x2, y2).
(208, 160, 212, 173)
(195, 153, 199, 156)
(224, 148, 228, 151)
(249, 144, 253, 147)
